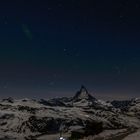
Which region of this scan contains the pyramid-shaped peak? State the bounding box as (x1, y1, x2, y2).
(79, 85, 89, 97)
(73, 85, 96, 101)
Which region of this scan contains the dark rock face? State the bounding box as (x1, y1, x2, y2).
(39, 99, 53, 106)
(111, 100, 133, 111)
(25, 116, 64, 134)
(72, 85, 96, 102)
(39, 99, 66, 107)
(2, 97, 14, 103)
(85, 120, 103, 134)
(19, 115, 104, 137)
(0, 113, 14, 120)
(18, 106, 37, 114)
(71, 128, 85, 139)
(0, 104, 12, 110)
(71, 120, 103, 139)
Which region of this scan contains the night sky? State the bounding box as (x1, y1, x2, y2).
(0, 0, 140, 99)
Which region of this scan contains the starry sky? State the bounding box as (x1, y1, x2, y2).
(0, 0, 140, 99)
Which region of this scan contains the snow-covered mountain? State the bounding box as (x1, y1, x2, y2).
(0, 86, 140, 140)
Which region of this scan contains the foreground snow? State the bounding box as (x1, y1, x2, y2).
(37, 129, 137, 140)
(123, 129, 140, 140)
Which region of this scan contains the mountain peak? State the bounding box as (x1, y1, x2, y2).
(2, 97, 14, 103)
(73, 85, 96, 101)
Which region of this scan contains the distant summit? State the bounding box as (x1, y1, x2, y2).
(73, 85, 96, 102)
(2, 97, 14, 103)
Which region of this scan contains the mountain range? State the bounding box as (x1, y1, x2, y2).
(0, 86, 140, 140)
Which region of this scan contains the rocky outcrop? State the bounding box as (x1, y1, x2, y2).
(72, 85, 96, 102)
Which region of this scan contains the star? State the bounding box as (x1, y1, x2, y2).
(63, 48, 67, 52)
(63, 48, 70, 56)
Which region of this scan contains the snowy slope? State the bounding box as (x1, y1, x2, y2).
(123, 129, 140, 140)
